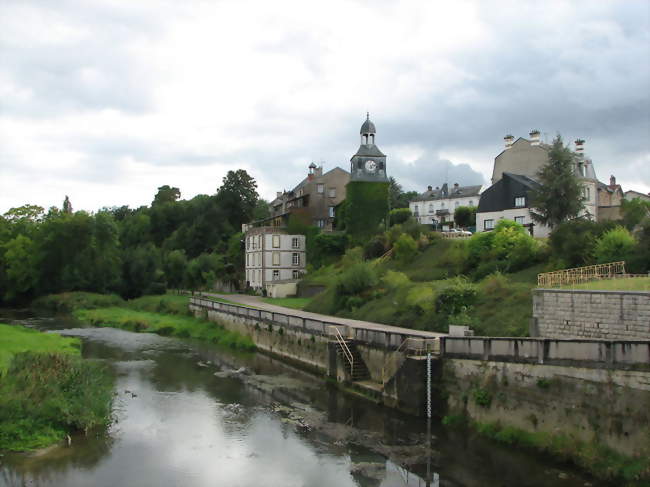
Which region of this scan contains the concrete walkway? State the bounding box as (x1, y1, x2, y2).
(201, 293, 447, 339)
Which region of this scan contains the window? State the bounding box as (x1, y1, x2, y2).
(292, 253, 300, 266)
(272, 252, 280, 266)
(272, 270, 279, 280)
(291, 237, 299, 249)
(246, 254, 249, 266)
(515, 216, 525, 224)
(455, 201, 459, 208)
(316, 219, 325, 228)
(292, 270, 300, 279)
(317, 184, 324, 194)
(441, 202, 445, 208)
(484, 219, 494, 230)
(246, 237, 250, 250)
(583, 187, 590, 200)
(328, 188, 336, 198)
(414, 205, 419, 215)
(272, 235, 280, 248)
(469, 200, 474, 206)
(328, 206, 335, 218)
(428, 204, 433, 212)
(514, 196, 525, 207)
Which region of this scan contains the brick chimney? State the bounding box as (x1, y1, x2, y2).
(504, 134, 514, 149)
(427, 185, 432, 191)
(529, 130, 541, 146)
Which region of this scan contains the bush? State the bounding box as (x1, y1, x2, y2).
(394, 234, 418, 263)
(389, 208, 412, 226)
(594, 226, 637, 264)
(401, 217, 423, 239)
(312, 233, 348, 268)
(454, 206, 477, 228)
(363, 235, 387, 260)
(382, 270, 410, 289)
(32, 292, 125, 313)
(549, 220, 617, 268)
(335, 262, 378, 297)
(436, 278, 478, 316)
(0, 352, 113, 451)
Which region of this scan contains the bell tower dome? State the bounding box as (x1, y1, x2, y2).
(350, 113, 387, 182)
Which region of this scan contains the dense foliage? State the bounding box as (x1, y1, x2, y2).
(530, 135, 585, 227)
(0, 170, 261, 304)
(344, 181, 390, 239)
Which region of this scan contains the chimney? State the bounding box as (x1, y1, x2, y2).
(427, 185, 432, 192)
(529, 130, 541, 146)
(504, 134, 514, 149)
(441, 183, 448, 196)
(609, 175, 617, 188)
(435, 186, 439, 190)
(575, 139, 585, 155)
(454, 183, 459, 188)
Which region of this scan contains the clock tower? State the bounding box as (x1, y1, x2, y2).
(350, 113, 388, 182)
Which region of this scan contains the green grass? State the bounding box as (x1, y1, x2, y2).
(0, 324, 113, 452)
(127, 294, 191, 315)
(73, 307, 255, 351)
(261, 297, 312, 310)
(561, 277, 650, 291)
(468, 419, 650, 484)
(32, 292, 125, 312)
(0, 323, 81, 374)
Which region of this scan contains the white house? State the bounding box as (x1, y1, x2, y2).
(409, 183, 481, 229)
(245, 227, 306, 296)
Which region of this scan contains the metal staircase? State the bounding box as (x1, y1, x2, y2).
(328, 326, 370, 381)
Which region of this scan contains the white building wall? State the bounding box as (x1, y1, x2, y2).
(409, 195, 478, 225)
(245, 231, 306, 290)
(476, 208, 552, 238)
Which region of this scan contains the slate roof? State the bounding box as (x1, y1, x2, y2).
(478, 172, 540, 213)
(411, 184, 482, 202)
(353, 144, 386, 158)
(360, 118, 376, 134)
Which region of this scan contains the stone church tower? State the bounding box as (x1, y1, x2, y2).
(350, 113, 388, 182)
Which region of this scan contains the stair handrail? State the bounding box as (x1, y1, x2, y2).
(382, 337, 441, 385)
(382, 338, 411, 385)
(328, 325, 354, 374)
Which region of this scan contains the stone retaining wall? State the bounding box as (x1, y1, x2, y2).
(532, 289, 650, 339)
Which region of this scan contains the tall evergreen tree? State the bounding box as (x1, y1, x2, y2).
(530, 135, 585, 228)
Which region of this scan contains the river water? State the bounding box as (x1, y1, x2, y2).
(0, 311, 604, 487)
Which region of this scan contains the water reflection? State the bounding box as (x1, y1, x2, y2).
(0, 314, 604, 487)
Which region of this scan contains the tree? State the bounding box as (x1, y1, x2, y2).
(594, 226, 636, 264)
(621, 198, 650, 231)
(388, 177, 418, 209)
(164, 250, 188, 290)
(454, 206, 477, 229)
(389, 208, 411, 226)
(529, 135, 585, 228)
(152, 185, 181, 206)
(2, 235, 39, 300)
(62, 196, 73, 214)
(216, 170, 259, 229)
(253, 199, 271, 221)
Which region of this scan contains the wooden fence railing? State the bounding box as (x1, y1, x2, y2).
(537, 261, 626, 287)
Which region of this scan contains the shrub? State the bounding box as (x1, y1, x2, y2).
(405, 285, 436, 314)
(401, 217, 423, 239)
(549, 220, 618, 268)
(312, 233, 348, 268)
(382, 270, 410, 289)
(394, 234, 418, 263)
(363, 235, 387, 260)
(389, 208, 412, 226)
(336, 262, 378, 297)
(436, 278, 478, 316)
(594, 226, 637, 264)
(473, 388, 492, 408)
(454, 206, 477, 228)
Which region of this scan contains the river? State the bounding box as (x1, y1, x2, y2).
(0, 310, 604, 487)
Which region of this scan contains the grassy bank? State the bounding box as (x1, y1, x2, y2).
(0, 324, 113, 452)
(443, 415, 649, 485)
(561, 277, 650, 291)
(74, 306, 255, 351)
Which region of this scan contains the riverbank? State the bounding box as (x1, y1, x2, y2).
(0, 324, 113, 452)
(34, 292, 255, 352)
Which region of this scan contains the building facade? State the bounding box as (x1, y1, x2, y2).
(409, 182, 481, 229)
(244, 227, 306, 292)
(266, 165, 350, 231)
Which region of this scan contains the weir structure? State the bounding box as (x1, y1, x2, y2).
(189, 295, 650, 461)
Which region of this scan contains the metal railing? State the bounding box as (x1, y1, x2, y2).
(382, 337, 440, 385)
(327, 325, 354, 373)
(537, 261, 626, 287)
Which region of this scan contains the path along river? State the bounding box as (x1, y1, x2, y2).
(0, 310, 606, 487)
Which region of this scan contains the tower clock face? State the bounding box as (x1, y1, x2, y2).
(365, 160, 377, 173)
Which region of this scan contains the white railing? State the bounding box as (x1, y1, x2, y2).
(328, 325, 354, 373)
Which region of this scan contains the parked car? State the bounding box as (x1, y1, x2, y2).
(444, 228, 472, 236)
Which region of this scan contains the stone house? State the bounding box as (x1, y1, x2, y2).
(409, 183, 481, 229)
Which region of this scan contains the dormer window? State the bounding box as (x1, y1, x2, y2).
(514, 196, 526, 207)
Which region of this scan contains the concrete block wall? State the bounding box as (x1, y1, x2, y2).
(532, 289, 650, 339)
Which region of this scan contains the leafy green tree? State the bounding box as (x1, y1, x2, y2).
(2, 235, 39, 300)
(253, 199, 271, 221)
(3, 204, 45, 223)
(621, 198, 650, 231)
(548, 220, 617, 268)
(388, 177, 418, 209)
(530, 135, 585, 228)
(216, 170, 259, 229)
(62, 196, 73, 214)
(163, 250, 188, 290)
(454, 206, 477, 228)
(121, 243, 161, 298)
(594, 226, 637, 264)
(152, 185, 181, 206)
(389, 208, 411, 226)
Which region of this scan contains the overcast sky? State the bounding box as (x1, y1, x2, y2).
(1, 0, 648, 213)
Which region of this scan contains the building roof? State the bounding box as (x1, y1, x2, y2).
(360, 114, 376, 134)
(270, 166, 350, 206)
(352, 144, 386, 158)
(478, 172, 540, 213)
(411, 184, 482, 202)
